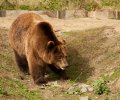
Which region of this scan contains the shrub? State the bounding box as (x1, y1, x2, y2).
(85, 0, 101, 11)
(18, 5, 30, 10)
(0, 86, 7, 96)
(101, 0, 120, 8)
(92, 78, 110, 95)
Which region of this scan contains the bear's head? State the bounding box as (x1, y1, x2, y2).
(44, 41, 68, 70)
(36, 21, 68, 70)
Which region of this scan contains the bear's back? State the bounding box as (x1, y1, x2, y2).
(9, 13, 44, 55)
(10, 12, 43, 36)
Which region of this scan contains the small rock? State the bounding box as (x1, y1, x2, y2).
(73, 83, 79, 87)
(47, 81, 60, 87)
(67, 86, 74, 94)
(95, 96, 98, 99)
(52, 81, 60, 87)
(81, 87, 87, 93)
(81, 84, 89, 88)
(87, 86, 94, 92)
(80, 96, 88, 100)
(74, 91, 78, 94)
(78, 83, 90, 88)
(68, 86, 74, 91)
(39, 85, 46, 89)
(78, 84, 82, 88)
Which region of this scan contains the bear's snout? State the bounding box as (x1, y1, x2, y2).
(59, 59, 68, 70)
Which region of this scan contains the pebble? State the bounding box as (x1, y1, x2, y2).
(67, 86, 74, 94)
(67, 83, 93, 94)
(81, 84, 89, 88)
(87, 86, 94, 92)
(80, 96, 88, 100)
(47, 81, 60, 87)
(81, 87, 87, 93)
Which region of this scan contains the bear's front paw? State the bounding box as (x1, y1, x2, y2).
(35, 78, 47, 85)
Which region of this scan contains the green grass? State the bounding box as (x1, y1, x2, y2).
(18, 5, 42, 10)
(102, 68, 120, 82)
(0, 0, 120, 10)
(92, 78, 110, 95)
(1, 26, 120, 99)
(0, 85, 6, 96)
(0, 77, 44, 100)
(63, 26, 120, 85)
(101, 0, 120, 9)
(0, 28, 44, 100)
(64, 27, 105, 82)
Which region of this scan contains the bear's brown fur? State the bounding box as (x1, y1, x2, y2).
(8, 12, 68, 85)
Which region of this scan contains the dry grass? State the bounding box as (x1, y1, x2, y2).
(1, 26, 120, 99)
(64, 26, 120, 82)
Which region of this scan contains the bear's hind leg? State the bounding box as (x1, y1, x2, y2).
(48, 64, 69, 80)
(14, 50, 29, 74)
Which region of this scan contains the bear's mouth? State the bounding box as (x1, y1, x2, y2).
(55, 65, 65, 70)
(60, 67, 65, 70)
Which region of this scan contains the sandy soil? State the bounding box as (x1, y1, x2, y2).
(1, 14, 120, 100)
(0, 14, 120, 33)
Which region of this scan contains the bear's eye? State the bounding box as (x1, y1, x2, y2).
(57, 56, 62, 60)
(65, 55, 67, 58)
(59, 55, 64, 59)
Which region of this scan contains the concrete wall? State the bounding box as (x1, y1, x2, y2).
(88, 9, 120, 20)
(5, 10, 44, 17)
(58, 10, 88, 19)
(0, 9, 120, 20)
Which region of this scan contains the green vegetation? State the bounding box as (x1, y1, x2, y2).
(101, 0, 120, 9)
(18, 5, 42, 10)
(18, 5, 30, 10)
(0, 85, 6, 96)
(64, 27, 105, 82)
(102, 68, 120, 82)
(0, 0, 42, 10)
(0, 0, 120, 10)
(0, 28, 44, 100)
(0, 0, 15, 10)
(41, 0, 100, 10)
(1, 24, 120, 99)
(41, 0, 63, 10)
(92, 78, 110, 95)
(84, 0, 100, 11)
(0, 78, 44, 100)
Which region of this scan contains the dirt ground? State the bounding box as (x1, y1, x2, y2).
(0, 14, 120, 33)
(1, 13, 120, 100)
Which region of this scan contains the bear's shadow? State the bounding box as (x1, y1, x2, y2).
(47, 45, 94, 83)
(66, 46, 94, 82)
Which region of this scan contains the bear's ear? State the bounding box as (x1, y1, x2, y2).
(62, 39, 66, 44)
(47, 41, 55, 51)
(58, 39, 66, 45)
(54, 29, 60, 32)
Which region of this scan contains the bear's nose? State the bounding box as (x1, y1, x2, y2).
(62, 62, 68, 70)
(64, 60, 68, 67)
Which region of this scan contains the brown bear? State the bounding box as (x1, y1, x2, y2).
(8, 12, 69, 85)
